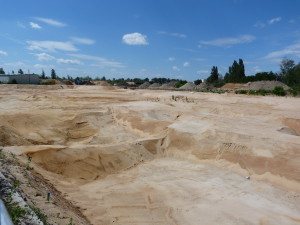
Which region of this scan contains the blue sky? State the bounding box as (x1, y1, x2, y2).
(0, 0, 300, 81)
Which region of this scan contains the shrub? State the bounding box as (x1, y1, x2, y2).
(8, 79, 17, 84)
(288, 89, 298, 97)
(273, 86, 286, 96)
(248, 90, 256, 95)
(235, 90, 247, 94)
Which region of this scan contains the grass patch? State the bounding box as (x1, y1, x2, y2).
(29, 205, 49, 225)
(6, 202, 29, 223)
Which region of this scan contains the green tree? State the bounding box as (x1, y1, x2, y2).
(224, 59, 246, 83)
(0, 68, 5, 74)
(18, 69, 24, 74)
(194, 79, 202, 85)
(174, 80, 187, 88)
(285, 63, 300, 86)
(41, 70, 46, 79)
(51, 69, 57, 79)
(11, 70, 14, 74)
(101, 76, 106, 81)
(280, 58, 295, 77)
(207, 66, 219, 83)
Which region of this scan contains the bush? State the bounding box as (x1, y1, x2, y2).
(288, 89, 298, 97)
(235, 90, 247, 94)
(8, 79, 17, 84)
(273, 86, 286, 96)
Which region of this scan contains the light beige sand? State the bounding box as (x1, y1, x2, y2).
(0, 84, 300, 225)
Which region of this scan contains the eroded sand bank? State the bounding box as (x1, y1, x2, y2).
(1, 84, 299, 225)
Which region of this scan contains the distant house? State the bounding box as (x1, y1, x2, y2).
(0, 74, 40, 84)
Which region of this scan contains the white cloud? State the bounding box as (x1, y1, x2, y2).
(34, 17, 67, 27)
(4, 61, 25, 67)
(0, 50, 8, 56)
(168, 57, 175, 61)
(71, 37, 95, 45)
(200, 35, 256, 47)
(255, 17, 282, 28)
(122, 32, 148, 45)
(264, 40, 300, 59)
(34, 64, 53, 69)
(183, 62, 190, 67)
(34, 53, 55, 61)
(159, 31, 187, 38)
(196, 70, 209, 75)
(69, 53, 125, 68)
(254, 22, 266, 28)
(172, 66, 180, 71)
(57, 58, 82, 65)
(30, 22, 42, 29)
(27, 41, 78, 52)
(268, 17, 282, 25)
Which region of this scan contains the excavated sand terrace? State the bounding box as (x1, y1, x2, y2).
(0, 84, 300, 225)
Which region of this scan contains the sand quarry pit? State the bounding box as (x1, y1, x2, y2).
(0, 84, 300, 225)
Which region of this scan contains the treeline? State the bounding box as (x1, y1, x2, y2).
(1, 58, 300, 90)
(206, 58, 300, 89)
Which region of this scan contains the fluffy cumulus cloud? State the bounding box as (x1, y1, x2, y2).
(199, 35, 256, 47)
(34, 53, 55, 61)
(71, 37, 95, 45)
(57, 58, 82, 65)
(264, 40, 300, 59)
(27, 41, 78, 52)
(172, 66, 180, 71)
(69, 53, 125, 68)
(168, 57, 175, 61)
(122, 32, 148, 45)
(268, 17, 282, 25)
(34, 17, 67, 27)
(0, 50, 8, 56)
(29, 22, 42, 29)
(183, 62, 190, 67)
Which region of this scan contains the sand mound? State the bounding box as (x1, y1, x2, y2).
(239, 81, 290, 90)
(159, 81, 177, 89)
(148, 83, 161, 89)
(221, 83, 247, 90)
(138, 82, 151, 89)
(179, 82, 196, 90)
(196, 82, 215, 90)
(93, 81, 112, 87)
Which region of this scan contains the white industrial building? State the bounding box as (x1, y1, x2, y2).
(0, 74, 40, 84)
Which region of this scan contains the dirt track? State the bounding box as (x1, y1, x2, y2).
(0, 84, 300, 225)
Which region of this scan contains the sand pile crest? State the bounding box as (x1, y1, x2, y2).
(179, 82, 196, 90)
(138, 82, 151, 89)
(239, 81, 290, 90)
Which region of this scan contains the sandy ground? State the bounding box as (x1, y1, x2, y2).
(0, 84, 300, 225)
